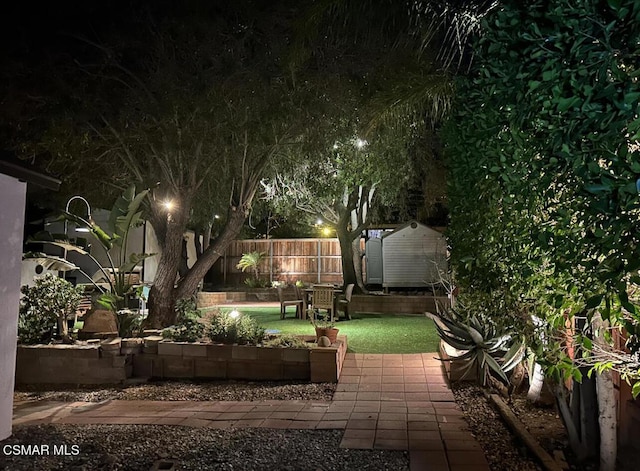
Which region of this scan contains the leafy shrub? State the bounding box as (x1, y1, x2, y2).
(117, 309, 144, 338)
(18, 273, 83, 344)
(207, 310, 265, 345)
(162, 297, 204, 342)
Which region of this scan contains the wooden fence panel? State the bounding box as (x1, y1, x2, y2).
(210, 238, 343, 287)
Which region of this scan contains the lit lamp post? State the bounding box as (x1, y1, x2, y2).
(64, 195, 92, 235)
(62, 196, 92, 280)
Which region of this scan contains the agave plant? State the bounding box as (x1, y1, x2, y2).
(434, 306, 525, 386)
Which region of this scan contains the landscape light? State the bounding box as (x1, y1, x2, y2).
(163, 200, 174, 211)
(230, 309, 240, 319)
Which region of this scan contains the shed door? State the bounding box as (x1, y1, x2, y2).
(365, 238, 383, 284)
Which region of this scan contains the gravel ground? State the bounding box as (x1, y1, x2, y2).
(0, 425, 409, 471)
(10, 380, 582, 471)
(452, 383, 544, 471)
(8, 381, 406, 470)
(14, 380, 336, 403)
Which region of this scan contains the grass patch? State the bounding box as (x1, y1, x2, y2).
(216, 306, 440, 354)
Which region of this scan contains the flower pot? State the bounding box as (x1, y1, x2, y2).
(315, 327, 339, 344)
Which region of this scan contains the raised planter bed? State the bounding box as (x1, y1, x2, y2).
(15, 334, 348, 385)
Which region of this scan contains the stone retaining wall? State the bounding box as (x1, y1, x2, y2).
(15, 335, 347, 385)
(197, 289, 281, 307)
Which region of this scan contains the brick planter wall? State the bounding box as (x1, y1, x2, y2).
(15, 335, 348, 385)
(133, 335, 347, 382)
(15, 344, 127, 384)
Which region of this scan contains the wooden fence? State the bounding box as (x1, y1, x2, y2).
(209, 238, 344, 286)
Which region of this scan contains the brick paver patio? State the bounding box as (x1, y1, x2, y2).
(13, 353, 490, 471)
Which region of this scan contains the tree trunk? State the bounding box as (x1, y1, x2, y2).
(337, 225, 358, 289)
(145, 200, 190, 328)
(593, 316, 617, 471)
(554, 381, 589, 462)
(178, 237, 189, 278)
(596, 366, 617, 471)
(176, 207, 246, 299)
(527, 362, 545, 402)
(575, 316, 600, 459)
(351, 236, 367, 293)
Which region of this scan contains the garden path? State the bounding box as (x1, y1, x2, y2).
(12, 353, 489, 471)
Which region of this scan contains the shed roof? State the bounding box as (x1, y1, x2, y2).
(381, 220, 443, 239)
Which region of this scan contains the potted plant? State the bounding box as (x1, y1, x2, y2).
(308, 309, 339, 344)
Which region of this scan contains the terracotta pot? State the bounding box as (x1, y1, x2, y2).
(315, 327, 339, 344)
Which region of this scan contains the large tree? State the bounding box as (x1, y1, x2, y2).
(261, 0, 463, 291)
(445, 1, 640, 468)
(3, 1, 344, 327)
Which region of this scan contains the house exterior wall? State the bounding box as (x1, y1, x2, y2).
(0, 173, 27, 440)
(382, 222, 447, 288)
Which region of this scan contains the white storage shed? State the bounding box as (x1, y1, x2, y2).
(381, 221, 447, 289)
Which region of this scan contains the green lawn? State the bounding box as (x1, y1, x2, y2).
(216, 306, 440, 354)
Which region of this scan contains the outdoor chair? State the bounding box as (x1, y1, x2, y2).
(337, 283, 354, 320)
(277, 285, 304, 320)
(311, 284, 335, 323)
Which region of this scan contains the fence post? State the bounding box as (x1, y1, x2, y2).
(223, 250, 227, 285)
(317, 239, 321, 283)
(269, 239, 273, 284)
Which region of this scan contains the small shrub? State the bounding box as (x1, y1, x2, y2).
(243, 277, 270, 288)
(18, 273, 83, 344)
(236, 314, 266, 345)
(207, 310, 265, 345)
(263, 334, 310, 349)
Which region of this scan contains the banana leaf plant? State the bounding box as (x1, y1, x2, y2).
(433, 306, 526, 386)
(24, 185, 154, 336)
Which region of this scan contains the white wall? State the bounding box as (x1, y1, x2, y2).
(0, 173, 27, 440)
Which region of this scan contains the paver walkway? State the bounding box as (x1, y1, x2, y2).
(13, 353, 490, 471)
